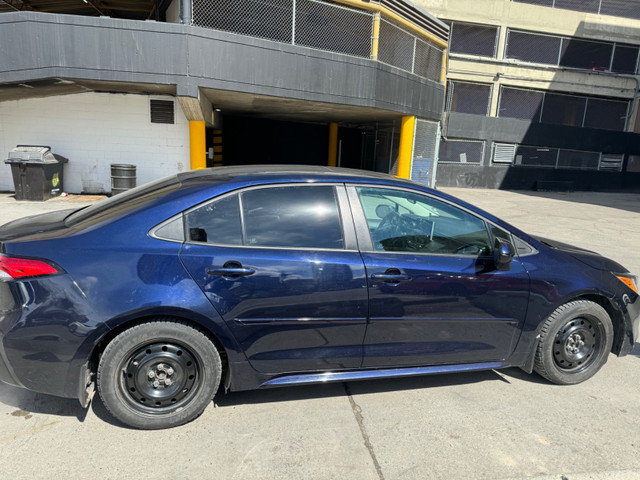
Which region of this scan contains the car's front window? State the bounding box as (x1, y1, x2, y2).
(356, 187, 491, 255)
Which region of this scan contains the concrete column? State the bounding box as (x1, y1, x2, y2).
(397, 116, 415, 179)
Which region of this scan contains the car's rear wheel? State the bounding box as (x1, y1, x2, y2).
(97, 319, 221, 429)
(534, 300, 613, 385)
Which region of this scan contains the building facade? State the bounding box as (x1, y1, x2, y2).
(417, 0, 640, 191)
(0, 0, 448, 194)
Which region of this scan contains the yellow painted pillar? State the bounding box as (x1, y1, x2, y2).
(441, 51, 447, 85)
(328, 123, 339, 167)
(371, 13, 381, 60)
(397, 116, 415, 179)
(189, 121, 206, 170)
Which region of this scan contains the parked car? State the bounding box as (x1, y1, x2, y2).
(0, 166, 638, 429)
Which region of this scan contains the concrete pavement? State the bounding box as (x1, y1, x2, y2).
(0, 188, 639, 480)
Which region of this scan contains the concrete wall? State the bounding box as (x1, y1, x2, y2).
(0, 93, 189, 193)
(0, 12, 444, 121)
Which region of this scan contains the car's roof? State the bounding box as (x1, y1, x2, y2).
(176, 165, 403, 184)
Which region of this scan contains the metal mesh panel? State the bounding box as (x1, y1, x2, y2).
(449, 22, 498, 57)
(378, 19, 415, 72)
(583, 98, 628, 131)
(512, 0, 554, 6)
(600, 0, 640, 20)
(192, 0, 293, 43)
(499, 87, 543, 121)
(413, 39, 442, 83)
(506, 30, 561, 65)
(515, 146, 558, 167)
(438, 139, 483, 163)
(411, 119, 439, 187)
(295, 0, 373, 57)
(560, 38, 613, 70)
(448, 81, 491, 115)
(612, 45, 639, 74)
(557, 149, 600, 169)
(541, 93, 586, 127)
(554, 0, 600, 13)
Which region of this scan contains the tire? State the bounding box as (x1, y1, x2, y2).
(97, 319, 222, 429)
(534, 300, 613, 385)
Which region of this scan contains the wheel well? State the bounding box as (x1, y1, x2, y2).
(88, 315, 229, 389)
(576, 294, 625, 355)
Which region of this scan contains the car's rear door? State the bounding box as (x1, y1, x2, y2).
(348, 185, 530, 368)
(179, 183, 368, 374)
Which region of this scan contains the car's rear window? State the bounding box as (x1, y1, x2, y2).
(65, 175, 181, 227)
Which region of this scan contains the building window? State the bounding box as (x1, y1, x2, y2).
(583, 98, 629, 131)
(446, 81, 492, 115)
(498, 87, 544, 121)
(560, 37, 612, 70)
(150, 99, 175, 124)
(492, 142, 624, 171)
(506, 28, 639, 74)
(540, 93, 586, 127)
(449, 22, 498, 57)
(512, 0, 640, 22)
(557, 149, 600, 170)
(554, 0, 600, 14)
(612, 45, 640, 74)
(506, 30, 561, 65)
(498, 86, 629, 131)
(438, 139, 484, 164)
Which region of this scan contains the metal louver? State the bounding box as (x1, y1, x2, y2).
(150, 100, 175, 124)
(492, 143, 517, 164)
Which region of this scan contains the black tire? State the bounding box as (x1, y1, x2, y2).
(534, 300, 613, 385)
(97, 319, 221, 429)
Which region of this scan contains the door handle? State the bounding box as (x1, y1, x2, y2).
(371, 269, 411, 283)
(206, 261, 255, 278)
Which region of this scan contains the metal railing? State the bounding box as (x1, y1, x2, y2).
(191, 0, 444, 83)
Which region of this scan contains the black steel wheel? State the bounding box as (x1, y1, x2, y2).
(534, 300, 613, 385)
(97, 320, 221, 429)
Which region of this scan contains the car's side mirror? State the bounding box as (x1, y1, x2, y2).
(494, 237, 515, 270)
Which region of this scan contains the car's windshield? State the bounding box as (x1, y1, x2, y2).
(65, 175, 181, 226)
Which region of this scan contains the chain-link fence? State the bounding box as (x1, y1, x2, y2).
(410, 119, 440, 187)
(191, 0, 444, 83)
(378, 19, 443, 83)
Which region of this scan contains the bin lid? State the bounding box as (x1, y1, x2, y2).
(4, 145, 67, 164)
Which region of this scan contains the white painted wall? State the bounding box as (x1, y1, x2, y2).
(0, 92, 189, 194)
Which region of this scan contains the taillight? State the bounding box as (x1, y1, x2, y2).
(0, 255, 63, 280)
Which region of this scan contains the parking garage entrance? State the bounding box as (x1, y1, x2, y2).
(208, 115, 400, 175)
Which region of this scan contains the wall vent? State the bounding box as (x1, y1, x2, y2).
(150, 99, 175, 124)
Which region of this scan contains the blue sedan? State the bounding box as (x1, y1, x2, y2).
(0, 166, 638, 429)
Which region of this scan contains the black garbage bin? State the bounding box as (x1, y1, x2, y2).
(4, 145, 68, 201)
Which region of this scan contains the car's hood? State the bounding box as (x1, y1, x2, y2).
(0, 208, 78, 242)
(532, 235, 628, 273)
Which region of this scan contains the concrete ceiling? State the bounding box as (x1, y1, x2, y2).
(201, 88, 404, 124)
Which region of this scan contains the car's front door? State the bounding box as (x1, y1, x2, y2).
(179, 184, 368, 374)
(349, 186, 531, 368)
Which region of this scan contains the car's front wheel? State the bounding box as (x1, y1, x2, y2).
(97, 319, 221, 429)
(534, 300, 613, 385)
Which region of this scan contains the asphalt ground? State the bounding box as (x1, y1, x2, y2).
(0, 188, 639, 480)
